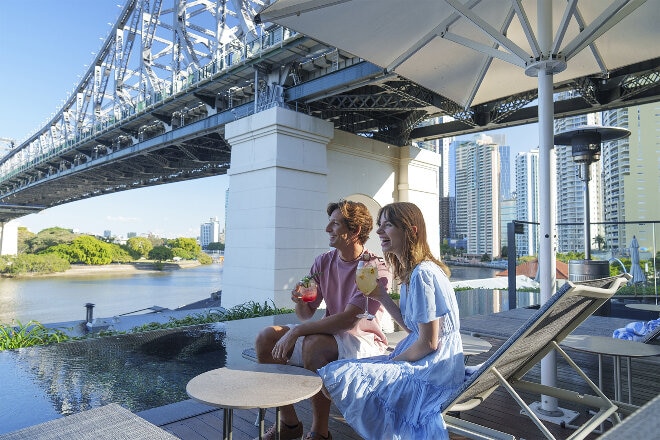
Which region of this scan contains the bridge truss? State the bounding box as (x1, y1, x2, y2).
(1, 0, 659, 221)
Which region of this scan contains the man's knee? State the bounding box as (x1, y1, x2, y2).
(302, 334, 338, 370)
(254, 326, 288, 362)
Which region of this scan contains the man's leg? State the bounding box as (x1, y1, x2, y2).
(301, 334, 339, 438)
(254, 326, 302, 431)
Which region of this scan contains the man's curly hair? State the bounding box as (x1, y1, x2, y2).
(327, 200, 373, 245)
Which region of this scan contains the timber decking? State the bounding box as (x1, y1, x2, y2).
(142, 310, 660, 439)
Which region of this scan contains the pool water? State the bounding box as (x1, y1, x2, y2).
(0, 324, 227, 434)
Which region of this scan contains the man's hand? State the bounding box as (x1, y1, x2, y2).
(271, 328, 298, 362)
(291, 282, 303, 304)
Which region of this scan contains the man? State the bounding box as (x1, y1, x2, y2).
(254, 199, 390, 440)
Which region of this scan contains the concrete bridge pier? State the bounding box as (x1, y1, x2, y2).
(222, 106, 442, 308)
(0, 220, 18, 255)
(222, 107, 333, 307)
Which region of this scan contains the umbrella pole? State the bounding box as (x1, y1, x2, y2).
(537, 64, 562, 418)
(536, 0, 562, 419)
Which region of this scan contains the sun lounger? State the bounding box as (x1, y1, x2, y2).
(0, 403, 177, 440)
(598, 393, 660, 439)
(441, 274, 630, 440)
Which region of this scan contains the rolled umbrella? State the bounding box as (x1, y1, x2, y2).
(630, 235, 646, 284)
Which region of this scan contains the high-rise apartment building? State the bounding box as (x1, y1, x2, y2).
(499, 145, 512, 200)
(200, 216, 221, 247)
(515, 150, 540, 256)
(415, 116, 456, 247)
(454, 134, 500, 257)
(554, 108, 602, 253)
(601, 103, 660, 254)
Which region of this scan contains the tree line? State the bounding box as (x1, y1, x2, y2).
(0, 227, 214, 276)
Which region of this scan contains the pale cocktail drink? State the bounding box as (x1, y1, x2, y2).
(356, 264, 378, 295)
(355, 260, 377, 320)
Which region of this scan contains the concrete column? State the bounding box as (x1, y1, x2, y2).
(222, 107, 334, 307)
(398, 146, 442, 257)
(0, 220, 18, 255)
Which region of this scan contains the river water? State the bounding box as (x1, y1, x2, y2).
(0, 264, 499, 325)
(0, 264, 224, 325)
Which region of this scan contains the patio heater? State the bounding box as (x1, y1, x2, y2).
(554, 126, 630, 311)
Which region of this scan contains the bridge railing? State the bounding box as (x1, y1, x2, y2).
(0, 26, 299, 188)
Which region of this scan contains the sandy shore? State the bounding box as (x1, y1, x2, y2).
(12, 260, 202, 278)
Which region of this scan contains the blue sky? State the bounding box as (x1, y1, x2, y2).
(0, 1, 536, 238)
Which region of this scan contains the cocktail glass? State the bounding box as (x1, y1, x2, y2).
(355, 260, 377, 320)
(300, 280, 318, 303)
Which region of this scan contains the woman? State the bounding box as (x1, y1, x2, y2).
(317, 202, 464, 440)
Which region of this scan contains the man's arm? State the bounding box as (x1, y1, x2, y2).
(291, 303, 363, 338)
(270, 302, 363, 363)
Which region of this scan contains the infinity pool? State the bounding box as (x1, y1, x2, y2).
(0, 324, 228, 434)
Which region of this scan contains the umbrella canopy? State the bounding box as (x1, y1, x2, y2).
(629, 235, 646, 284)
(256, 0, 659, 109)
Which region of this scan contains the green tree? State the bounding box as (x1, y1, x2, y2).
(197, 253, 213, 265)
(126, 236, 153, 258)
(149, 245, 174, 261)
(17, 227, 36, 254)
(1, 254, 70, 275)
(480, 253, 491, 262)
(556, 252, 585, 263)
(172, 247, 194, 260)
(108, 244, 134, 263)
(206, 242, 225, 251)
(43, 235, 113, 265)
(25, 227, 77, 253)
(169, 237, 201, 255)
(593, 234, 606, 251)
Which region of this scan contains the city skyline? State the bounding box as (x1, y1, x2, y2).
(1, 2, 539, 238)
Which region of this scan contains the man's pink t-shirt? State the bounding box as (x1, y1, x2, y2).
(308, 248, 389, 348)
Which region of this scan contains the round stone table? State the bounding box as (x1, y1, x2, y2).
(187, 363, 322, 440)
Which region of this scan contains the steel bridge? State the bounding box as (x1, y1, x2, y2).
(1, 0, 659, 222)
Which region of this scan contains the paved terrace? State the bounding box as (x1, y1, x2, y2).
(121, 309, 659, 440)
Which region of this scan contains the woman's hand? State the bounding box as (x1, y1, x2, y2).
(366, 280, 388, 301)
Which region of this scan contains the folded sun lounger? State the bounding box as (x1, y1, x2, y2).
(441, 274, 630, 440)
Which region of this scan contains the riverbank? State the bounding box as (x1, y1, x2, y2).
(8, 260, 202, 279)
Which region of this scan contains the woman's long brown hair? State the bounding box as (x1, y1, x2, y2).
(377, 202, 450, 284)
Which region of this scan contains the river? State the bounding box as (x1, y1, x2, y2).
(0, 263, 499, 325)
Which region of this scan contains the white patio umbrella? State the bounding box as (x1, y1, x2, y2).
(256, 0, 660, 420)
(630, 235, 646, 284)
